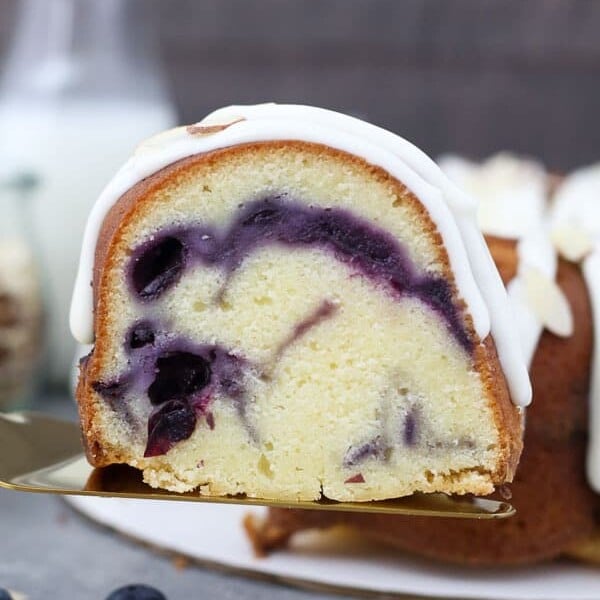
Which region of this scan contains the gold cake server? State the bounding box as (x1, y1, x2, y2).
(0, 410, 514, 518)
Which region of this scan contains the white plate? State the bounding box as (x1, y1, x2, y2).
(66, 496, 600, 600)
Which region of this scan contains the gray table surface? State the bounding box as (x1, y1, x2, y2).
(0, 394, 354, 600)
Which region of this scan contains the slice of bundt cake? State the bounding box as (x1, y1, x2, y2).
(70, 104, 529, 501)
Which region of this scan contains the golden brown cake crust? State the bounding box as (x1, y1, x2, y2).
(250, 237, 598, 564)
(77, 141, 522, 491)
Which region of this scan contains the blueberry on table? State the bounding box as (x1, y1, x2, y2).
(105, 583, 167, 600)
(0, 589, 12, 600)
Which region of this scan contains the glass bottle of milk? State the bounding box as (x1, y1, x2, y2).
(0, 0, 177, 388)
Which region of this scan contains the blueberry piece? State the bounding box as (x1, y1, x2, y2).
(147, 351, 211, 405)
(128, 322, 155, 349)
(132, 236, 185, 300)
(105, 583, 167, 600)
(144, 400, 197, 457)
(0, 589, 12, 600)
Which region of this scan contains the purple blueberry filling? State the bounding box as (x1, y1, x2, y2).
(147, 351, 211, 406)
(343, 436, 389, 468)
(128, 197, 472, 351)
(343, 403, 424, 469)
(342, 399, 478, 471)
(276, 300, 338, 358)
(128, 321, 155, 349)
(403, 407, 420, 447)
(145, 399, 196, 457)
(93, 333, 253, 456)
(290, 300, 337, 342)
(99, 198, 474, 459)
(131, 236, 185, 300)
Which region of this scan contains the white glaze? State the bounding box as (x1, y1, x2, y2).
(551, 224, 594, 263)
(440, 153, 547, 239)
(551, 164, 600, 492)
(69, 104, 531, 407)
(506, 228, 559, 366)
(584, 250, 600, 492)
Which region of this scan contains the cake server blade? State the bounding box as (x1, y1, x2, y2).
(0, 411, 515, 518)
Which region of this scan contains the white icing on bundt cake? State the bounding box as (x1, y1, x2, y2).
(440, 153, 573, 366)
(70, 104, 527, 500)
(550, 165, 600, 492)
(248, 153, 599, 563)
(444, 153, 600, 495)
(72, 104, 531, 407)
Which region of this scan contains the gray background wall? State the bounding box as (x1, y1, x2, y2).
(1, 0, 599, 171)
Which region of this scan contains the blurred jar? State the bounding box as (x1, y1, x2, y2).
(0, 172, 43, 409)
(0, 0, 177, 389)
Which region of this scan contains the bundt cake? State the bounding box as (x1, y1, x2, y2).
(70, 104, 529, 501)
(246, 155, 600, 564)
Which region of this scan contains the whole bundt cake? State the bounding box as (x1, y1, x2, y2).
(246, 155, 600, 564)
(70, 105, 528, 501)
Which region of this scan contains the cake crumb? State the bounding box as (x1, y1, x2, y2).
(344, 473, 365, 484)
(171, 554, 190, 571)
